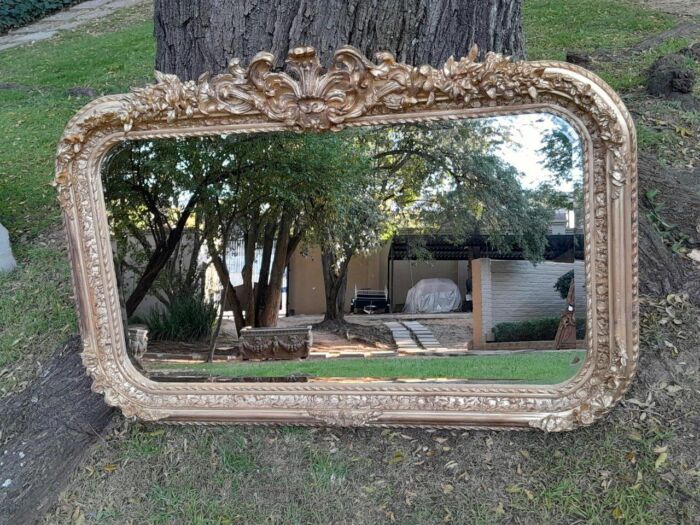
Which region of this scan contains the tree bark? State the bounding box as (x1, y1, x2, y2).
(155, 0, 524, 79)
(0, 337, 114, 525)
(258, 213, 293, 326)
(638, 153, 700, 305)
(210, 251, 245, 332)
(321, 249, 351, 322)
(254, 222, 276, 323)
(241, 226, 258, 326)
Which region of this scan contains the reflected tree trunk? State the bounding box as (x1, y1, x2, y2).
(210, 251, 245, 332)
(321, 249, 352, 322)
(155, 0, 525, 80)
(257, 212, 292, 326)
(124, 194, 198, 317)
(254, 222, 276, 324)
(241, 226, 258, 326)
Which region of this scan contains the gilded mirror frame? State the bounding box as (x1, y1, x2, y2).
(55, 46, 638, 431)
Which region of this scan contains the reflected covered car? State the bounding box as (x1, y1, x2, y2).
(403, 278, 462, 314)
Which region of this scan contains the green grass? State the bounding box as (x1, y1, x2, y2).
(524, 0, 681, 90)
(524, 0, 675, 61)
(0, 4, 154, 390)
(0, 243, 75, 393)
(149, 351, 586, 384)
(0, 9, 154, 237)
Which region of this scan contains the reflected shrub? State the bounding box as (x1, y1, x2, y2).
(142, 294, 217, 342)
(554, 269, 575, 300)
(493, 317, 586, 342)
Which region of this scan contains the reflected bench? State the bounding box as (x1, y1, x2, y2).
(351, 286, 391, 314)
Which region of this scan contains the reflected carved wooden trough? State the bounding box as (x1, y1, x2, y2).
(238, 325, 313, 361)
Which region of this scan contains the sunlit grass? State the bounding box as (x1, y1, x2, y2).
(524, 0, 674, 61)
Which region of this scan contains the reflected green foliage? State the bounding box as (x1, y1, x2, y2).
(373, 121, 556, 262)
(139, 294, 217, 342)
(555, 269, 575, 300)
(493, 317, 586, 342)
(105, 119, 570, 330)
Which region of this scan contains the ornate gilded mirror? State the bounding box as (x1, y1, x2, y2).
(56, 46, 637, 430)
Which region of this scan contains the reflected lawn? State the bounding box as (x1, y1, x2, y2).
(147, 350, 586, 385)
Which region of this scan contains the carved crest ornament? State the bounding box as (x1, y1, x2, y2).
(55, 46, 638, 431)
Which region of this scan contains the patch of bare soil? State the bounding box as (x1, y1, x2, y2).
(420, 318, 473, 350)
(313, 318, 395, 347)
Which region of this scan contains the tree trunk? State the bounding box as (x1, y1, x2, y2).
(125, 195, 198, 317)
(257, 213, 292, 326)
(0, 337, 114, 525)
(155, 0, 525, 80)
(210, 251, 245, 332)
(321, 249, 351, 322)
(638, 153, 700, 305)
(254, 222, 276, 323)
(241, 226, 258, 326)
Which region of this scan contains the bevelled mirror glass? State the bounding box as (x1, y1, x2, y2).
(56, 47, 637, 429)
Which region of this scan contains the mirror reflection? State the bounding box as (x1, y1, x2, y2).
(102, 113, 585, 385)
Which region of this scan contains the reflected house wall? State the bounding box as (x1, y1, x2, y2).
(288, 244, 464, 315)
(288, 244, 390, 315)
(472, 258, 586, 345)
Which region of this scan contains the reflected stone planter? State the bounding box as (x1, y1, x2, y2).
(238, 325, 312, 361)
(127, 324, 149, 359)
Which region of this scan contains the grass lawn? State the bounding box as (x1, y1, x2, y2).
(0, 3, 154, 393)
(149, 351, 586, 384)
(2, 1, 699, 524)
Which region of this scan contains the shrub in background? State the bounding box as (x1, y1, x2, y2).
(493, 316, 586, 342)
(142, 294, 217, 342)
(0, 0, 84, 35)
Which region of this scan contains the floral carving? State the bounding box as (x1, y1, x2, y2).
(118, 45, 552, 133)
(55, 46, 638, 432)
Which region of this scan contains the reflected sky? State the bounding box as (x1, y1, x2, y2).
(488, 113, 582, 191)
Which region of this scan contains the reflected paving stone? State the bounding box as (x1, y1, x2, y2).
(401, 349, 428, 355)
(435, 350, 469, 356)
(384, 321, 422, 350)
(368, 351, 398, 358)
(338, 351, 365, 358)
(400, 321, 448, 352)
(307, 352, 330, 360)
